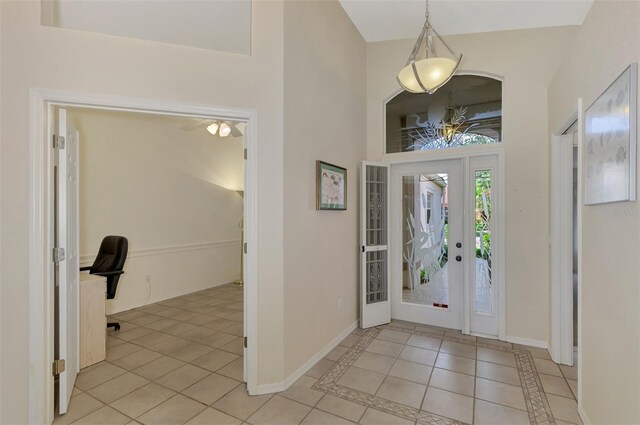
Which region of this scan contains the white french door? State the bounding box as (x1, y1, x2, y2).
(390, 159, 464, 329)
(360, 162, 391, 328)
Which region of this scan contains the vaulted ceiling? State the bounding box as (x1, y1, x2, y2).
(339, 0, 594, 42)
(47, 0, 251, 54)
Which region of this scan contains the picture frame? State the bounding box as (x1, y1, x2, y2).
(584, 63, 637, 205)
(316, 160, 347, 210)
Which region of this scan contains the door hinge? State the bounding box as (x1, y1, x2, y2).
(53, 247, 66, 263)
(52, 359, 66, 376)
(243, 242, 247, 254)
(53, 135, 66, 149)
(244, 148, 247, 160)
(243, 336, 247, 348)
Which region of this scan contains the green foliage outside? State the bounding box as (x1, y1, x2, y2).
(475, 170, 492, 261)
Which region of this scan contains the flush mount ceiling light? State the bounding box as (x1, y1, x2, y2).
(181, 118, 244, 137)
(206, 121, 220, 135)
(206, 120, 231, 137)
(397, 0, 462, 94)
(218, 122, 232, 137)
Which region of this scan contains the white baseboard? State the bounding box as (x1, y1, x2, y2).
(505, 335, 549, 349)
(254, 320, 358, 395)
(578, 404, 591, 425)
(253, 382, 285, 395)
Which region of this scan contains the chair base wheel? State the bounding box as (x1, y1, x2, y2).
(107, 322, 121, 331)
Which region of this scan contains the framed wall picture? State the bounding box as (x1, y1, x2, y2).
(317, 161, 347, 210)
(584, 63, 637, 205)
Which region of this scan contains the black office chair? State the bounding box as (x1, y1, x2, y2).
(80, 235, 128, 331)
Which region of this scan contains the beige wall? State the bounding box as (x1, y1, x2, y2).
(549, 1, 640, 423)
(0, 1, 3, 421)
(0, 1, 284, 422)
(70, 108, 244, 314)
(367, 26, 578, 343)
(283, 0, 366, 376)
(43, 0, 252, 55)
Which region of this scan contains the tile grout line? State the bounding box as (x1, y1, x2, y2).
(314, 323, 561, 425)
(63, 285, 246, 425)
(313, 328, 463, 425)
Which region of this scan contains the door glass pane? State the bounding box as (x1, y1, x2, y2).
(475, 170, 493, 314)
(366, 165, 387, 246)
(366, 250, 387, 304)
(365, 164, 388, 305)
(402, 174, 449, 307)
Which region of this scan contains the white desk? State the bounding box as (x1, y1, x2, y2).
(80, 273, 106, 368)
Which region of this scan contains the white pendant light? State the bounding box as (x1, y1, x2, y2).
(397, 0, 462, 94)
(219, 122, 232, 137)
(207, 121, 220, 135)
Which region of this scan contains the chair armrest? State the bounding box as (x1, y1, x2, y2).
(79, 266, 92, 272)
(92, 270, 125, 277)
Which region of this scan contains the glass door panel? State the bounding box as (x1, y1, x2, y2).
(402, 174, 450, 308)
(391, 160, 463, 330)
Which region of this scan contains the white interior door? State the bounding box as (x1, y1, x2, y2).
(550, 134, 575, 364)
(390, 159, 464, 329)
(360, 162, 391, 328)
(56, 107, 80, 415)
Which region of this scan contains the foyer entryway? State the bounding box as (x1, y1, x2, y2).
(361, 154, 502, 338)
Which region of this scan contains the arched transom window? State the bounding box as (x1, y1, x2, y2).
(385, 75, 502, 153)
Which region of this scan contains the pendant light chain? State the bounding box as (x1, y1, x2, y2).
(425, 0, 430, 25)
(424, 0, 432, 58)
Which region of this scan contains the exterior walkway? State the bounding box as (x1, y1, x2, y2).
(403, 259, 492, 314)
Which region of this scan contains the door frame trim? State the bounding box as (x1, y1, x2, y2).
(28, 89, 259, 424)
(382, 146, 505, 340)
(550, 132, 575, 366)
(550, 99, 583, 406)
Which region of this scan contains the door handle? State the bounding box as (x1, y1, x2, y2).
(455, 255, 462, 262)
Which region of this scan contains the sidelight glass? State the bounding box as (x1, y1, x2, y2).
(474, 170, 493, 314)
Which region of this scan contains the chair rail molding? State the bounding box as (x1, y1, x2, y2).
(80, 239, 241, 264)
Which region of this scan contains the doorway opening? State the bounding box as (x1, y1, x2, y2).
(360, 152, 504, 339)
(28, 90, 258, 425)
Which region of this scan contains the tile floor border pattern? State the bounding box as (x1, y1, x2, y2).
(401, 325, 555, 425)
(312, 325, 556, 425)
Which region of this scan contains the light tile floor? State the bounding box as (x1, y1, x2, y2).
(56, 285, 580, 425)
